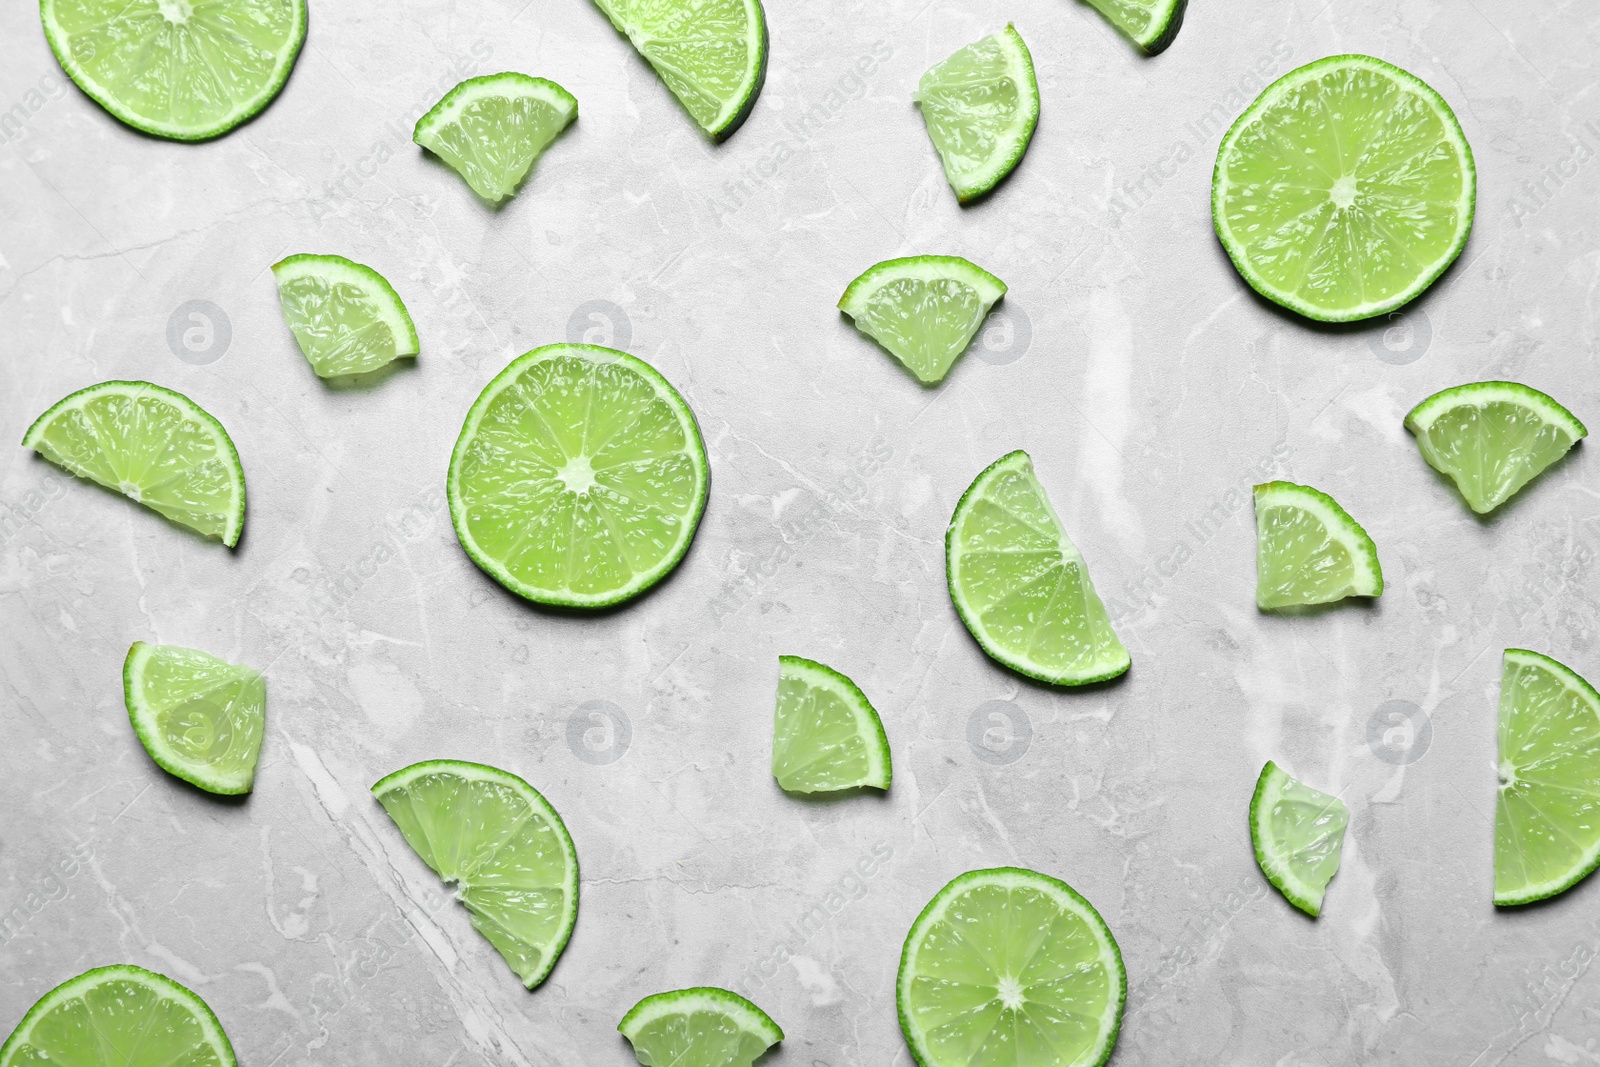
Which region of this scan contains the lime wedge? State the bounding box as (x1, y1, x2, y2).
(1253, 481, 1382, 609)
(124, 642, 265, 795)
(947, 451, 1129, 686)
(619, 987, 782, 1067)
(838, 256, 1007, 385)
(1495, 649, 1600, 906)
(414, 73, 577, 202)
(22, 381, 246, 547)
(0, 964, 235, 1067)
(1250, 761, 1347, 918)
(1405, 381, 1586, 515)
(913, 25, 1039, 203)
(587, 0, 766, 140)
(1213, 55, 1476, 322)
(448, 343, 709, 608)
(372, 760, 579, 988)
(772, 656, 891, 794)
(897, 867, 1125, 1067)
(1082, 0, 1186, 54)
(272, 254, 419, 378)
(40, 0, 306, 141)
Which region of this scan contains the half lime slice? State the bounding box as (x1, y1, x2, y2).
(947, 451, 1129, 686)
(772, 656, 891, 794)
(124, 642, 265, 795)
(0, 964, 235, 1067)
(619, 987, 782, 1067)
(1405, 381, 1586, 515)
(1213, 55, 1475, 322)
(22, 381, 246, 546)
(1253, 481, 1382, 609)
(272, 254, 419, 378)
(1250, 761, 1348, 917)
(414, 73, 577, 202)
(448, 344, 709, 608)
(838, 256, 1007, 384)
(914, 25, 1039, 203)
(372, 760, 579, 988)
(40, 0, 307, 141)
(897, 867, 1125, 1067)
(1082, 0, 1186, 54)
(1495, 649, 1600, 906)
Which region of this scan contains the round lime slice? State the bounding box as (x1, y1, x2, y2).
(448, 343, 709, 609)
(619, 987, 782, 1067)
(1249, 760, 1348, 918)
(772, 655, 891, 794)
(838, 255, 1007, 385)
(897, 867, 1126, 1067)
(124, 641, 266, 795)
(40, 0, 307, 141)
(1082, 0, 1186, 54)
(272, 254, 419, 378)
(1213, 54, 1476, 322)
(1253, 481, 1382, 609)
(22, 381, 246, 547)
(914, 25, 1039, 203)
(372, 760, 579, 988)
(414, 73, 578, 202)
(1, 964, 235, 1067)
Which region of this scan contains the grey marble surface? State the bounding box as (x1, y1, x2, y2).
(3, 0, 1600, 1064)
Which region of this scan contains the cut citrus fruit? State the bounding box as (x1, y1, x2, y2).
(124, 642, 265, 795)
(1213, 54, 1475, 322)
(897, 867, 1125, 1067)
(1253, 481, 1382, 609)
(947, 451, 1129, 686)
(40, 0, 307, 141)
(619, 987, 782, 1067)
(22, 381, 246, 546)
(0, 964, 235, 1067)
(587, 0, 766, 140)
(1495, 649, 1600, 906)
(372, 760, 579, 988)
(414, 73, 577, 202)
(272, 254, 419, 378)
(914, 25, 1039, 203)
(772, 655, 891, 793)
(1250, 761, 1348, 917)
(838, 256, 1007, 385)
(1405, 381, 1585, 515)
(447, 343, 709, 608)
(1082, 0, 1186, 54)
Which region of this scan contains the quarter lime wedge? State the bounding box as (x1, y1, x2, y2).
(1082, 0, 1186, 54)
(1250, 760, 1348, 917)
(414, 73, 577, 202)
(772, 655, 891, 794)
(1253, 481, 1382, 609)
(619, 987, 782, 1067)
(914, 25, 1039, 202)
(838, 256, 1007, 384)
(124, 642, 265, 795)
(272, 254, 419, 378)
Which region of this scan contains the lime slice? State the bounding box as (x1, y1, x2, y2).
(22, 381, 246, 547)
(947, 451, 1130, 686)
(272, 255, 419, 378)
(1253, 481, 1382, 609)
(1404, 382, 1586, 515)
(414, 73, 577, 202)
(1212, 55, 1476, 322)
(838, 256, 1007, 385)
(1249, 761, 1348, 918)
(587, 0, 766, 140)
(124, 642, 265, 795)
(913, 25, 1039, 203)
(619, 987, 782, 1067)
(0, 964, 235, 1067)
(39, 0, 306, 141)
(447, 343, 709, 608)
(772, 656, 891, 794)
(372, 760, 579, 988)
(897, 867, 1125, 1067)
(1495, 649, 1600, 906)
(1082, 0, 1186, 54)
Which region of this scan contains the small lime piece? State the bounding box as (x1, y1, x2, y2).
(124, 642, 265, 795)
(838, 256, 1007, 384)
(272, 254, 419, 378)
(1253, 481, 1382, 609)
(772, 656, 891, 793)
(1250, 761, 1348, 918)
(414, 73, 577, 202)
(914, 25, 1040, 202)
(619, 987, 783, 1067)
(1082, 0, 1186, 53)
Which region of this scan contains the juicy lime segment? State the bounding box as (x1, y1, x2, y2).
(838, 256, 1007, 384)
(1213, 55, 1476, 322)
(372, 760, 579, 988)
(22, 381, 246, 546)
(1253, 481, 1382, 609)
(272, 255, 419, 378)
(897, 867, 1125, 1067)
(124, 642, 265, 795)
(1250, 761, 1348, 917)
(414, 73, 577, 202)
(40, 0, 307, 140)
(619, 987, 782, 1067)
(772, 656, 891, 793)
(914, 25, 1039, 202)
(1083, 0, 1186, 53)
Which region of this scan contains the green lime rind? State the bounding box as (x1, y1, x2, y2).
(1404, 381, 1586, 515)
(1495, 649, 1600, 907)
(39, 0, 307, 142)
(0, 963, 237, 1067)
(414, 73, 578, 202)
(838, 255, 1007, 385)
(618, 986, 783, 1067)
(896, 867, 1126, 1067)
(1253, 481, 1382, 609)
(914, 24, 1040, 203)
(1249, 761, 1348, 918)
(272, 254, 420, 378)
(21, 380, 247, 547)
(773, 655, 892, 794)
(1212, 54, 1476, 323)
(1083, 0, 1187, 53)
(372, 759, 579, 989)
(124, 641, 266, 796)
